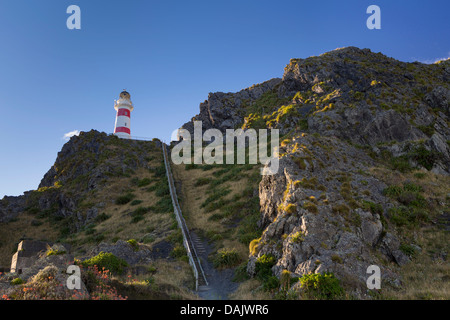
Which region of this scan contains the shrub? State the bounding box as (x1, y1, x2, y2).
(285, 203, 297, 214)
(388, 206, 429, 227)
(151, 164, 166, 178)
(249, 237, 261, 256)
(132, 206, 151, 216)
(292, 157, 306, 170)
(11, 278, 25, 286)
(399, 243, 417, 257)
(194, 177, 212, 186)
(386, 144, 440, 172)
(155, 181, 170, 197)
(263, 276, 280, 291)
(130, 200, 143, 206)
(281, 139, 291, 147)
(413, 172, 426, 179)
(279, 270, 299, 293)
(126, 239, 139, 251)
(383, 185, 404, 197)
(291, 231, 305, 243)
(170, 245, 188, 261)
(384, 184, 427, 209)
(137, 178, 152, 187)
(81, 265, 126, 300)
(403, 183, 423, 193)
(303, 202, 318, 214)
(416, 124, 435, 137)
(233, 263, 251, 282)
(294, 177, 318, 190)
(332, 204, 350, 215)
(94, 213, 110, 223)
(213, 248, 240, 268)
(390, 155, 414, 172)
(90, 233, 105, 243)
(361, 200, 383, 215)
(152, 197, 173, 213)
(185, 163, 198, 170)
(30, 219, 43, 227)
(331, 255, 343, 264)
(398, 191, 426, 208)
(409, 145, 439, 170)
(388, 206, 410, 226)
(255, 254, 276, 282)
(81, 252, 128, 275)
(115, 193, 135, 205)
(131, 215, 144, 223)
(299, 272, 344, 300)
(130, 206, 151, 223)
(353, 91, 364, 101)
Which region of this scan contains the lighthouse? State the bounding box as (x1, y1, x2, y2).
(114, 90, 134, 139)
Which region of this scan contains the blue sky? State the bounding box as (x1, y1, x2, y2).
(0, 0, 448, 197)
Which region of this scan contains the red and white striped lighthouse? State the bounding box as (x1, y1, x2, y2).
(114, 90, 134, 139)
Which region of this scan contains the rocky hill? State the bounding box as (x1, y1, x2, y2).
(181, 47, 449, 174)
(0, 131, 199, 299)
(179, 47, 449, 299)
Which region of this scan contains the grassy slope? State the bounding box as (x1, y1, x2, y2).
(368, 166, 450, 299)
(0, 141, 199, 299)
(169, 136, 450, 300)
(170, 146, 274, 299)
(0, 214, 60, 267)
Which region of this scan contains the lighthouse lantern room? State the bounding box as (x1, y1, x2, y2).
(114, 90, 134, 139)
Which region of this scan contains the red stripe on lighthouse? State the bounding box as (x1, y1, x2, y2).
(117, 108, 130, 117)
(114, 127, 131, 134)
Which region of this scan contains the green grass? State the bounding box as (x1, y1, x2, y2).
(383, 182, 430, 227)
(150, 197, 174, 214)
(46, 248, 66, 256)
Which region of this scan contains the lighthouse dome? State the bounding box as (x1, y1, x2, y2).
(119, 90, 131, 100)
(114, 89, 134, 111)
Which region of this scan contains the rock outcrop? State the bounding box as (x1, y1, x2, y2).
(87, 240, 153, 266)
(181, 47, 450, 174)
(247, 134, 408, 296)
(179, 46, 449, 297)
(0, 130, 160, 229)
(179, 78, 282, 135)
(0, 194, 28, 223)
